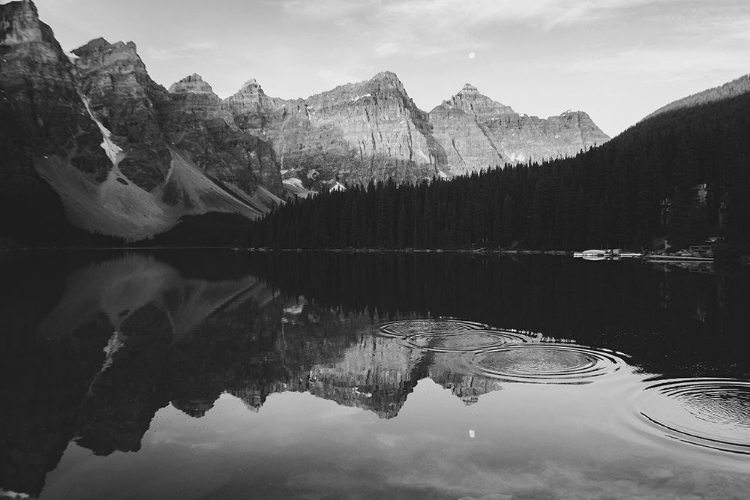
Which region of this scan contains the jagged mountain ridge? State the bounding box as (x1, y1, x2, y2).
(224, 70, 442, 187)
(1, 0, 608, 242)
(221, 73, 610, 182)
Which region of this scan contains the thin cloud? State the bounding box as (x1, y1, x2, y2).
(282, 0, 679, 29)
(277, 0, 691, 60)
(146, 41, 219, 61)
(375, 0, 686, 51)
(691, 14, 750, 45)
(375, 42, 399, 58)
(279, 0, 379, 20)
(551, 46, 749, 84)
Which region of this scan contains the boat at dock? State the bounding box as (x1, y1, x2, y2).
(573, 249, 643, 260)
(573, 248, 714, 263)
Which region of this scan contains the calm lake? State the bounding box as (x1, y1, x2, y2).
(1, 251, 749, 499)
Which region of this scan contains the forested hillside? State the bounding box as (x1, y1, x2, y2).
(248, 90, 750, 252)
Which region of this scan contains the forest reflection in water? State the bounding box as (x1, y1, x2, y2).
(0, 250, 749, 499)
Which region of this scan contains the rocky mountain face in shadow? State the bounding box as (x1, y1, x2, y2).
(1, 0, 610, 243)
(0, 1, 281, 242)
(161, 73, 283, 201)
(0, 0, 90, 243)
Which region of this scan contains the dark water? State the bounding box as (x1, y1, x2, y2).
(1, 251, 749, 499)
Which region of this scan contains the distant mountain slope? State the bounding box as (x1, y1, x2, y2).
(645, 73, 750, 119)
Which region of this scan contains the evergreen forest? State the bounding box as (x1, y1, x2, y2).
(248, 92, 750, 253)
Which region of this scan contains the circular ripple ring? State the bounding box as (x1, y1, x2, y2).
(469, 344, 624, 384)
(402, 330, 528, 353)
(379, 319, 489, 338)
(637, 378, 750, 455)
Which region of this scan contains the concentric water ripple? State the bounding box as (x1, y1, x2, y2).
(378, 319, 529, 353)
(379, 319, 489, 338)
(468, 344, 624, 384)
(402, 330, 528, 353)
(637, 378, 750, 454)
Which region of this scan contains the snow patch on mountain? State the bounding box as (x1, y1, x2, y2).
(81, 96, 122, 165)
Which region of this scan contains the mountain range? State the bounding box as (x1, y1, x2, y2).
(1, 0, 609, 243)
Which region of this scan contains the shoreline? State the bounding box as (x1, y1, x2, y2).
(0, 245, 717, 262)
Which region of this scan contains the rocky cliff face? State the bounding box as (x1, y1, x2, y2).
(485, 109, 611, 163)
(429, 85, 509, 175)
(162, 73, 283, 200)
(430, 84, 610, 175)
(226, 71, 445, 188)
(71, 37, 172, 190)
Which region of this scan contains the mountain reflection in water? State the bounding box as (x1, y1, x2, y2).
(1, 251, 749, 499)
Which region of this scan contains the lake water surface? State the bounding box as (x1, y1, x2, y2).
(1, 251, 749, 499)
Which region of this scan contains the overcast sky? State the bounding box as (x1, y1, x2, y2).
(27, 0, 750, 137)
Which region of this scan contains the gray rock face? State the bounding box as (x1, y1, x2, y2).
(430, 100, 507, 175)
(446, 83, 517, 118)
(430, 84, 610, 175)
(162, 74, 283, 198)
(168, 73, 215, 94)
(0, 0, 86, 159)
(486, 109, 610, 163)
(72, 37, 172, 191)
(225, 71, 445, 187)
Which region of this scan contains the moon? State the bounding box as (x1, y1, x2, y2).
(469, 52, 476, 59)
